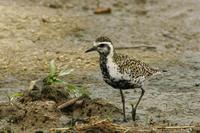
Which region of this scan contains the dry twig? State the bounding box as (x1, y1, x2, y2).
(57, 96, 84, 110)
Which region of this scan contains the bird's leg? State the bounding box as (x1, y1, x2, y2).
(120, 89, 127, 122)
(131, 87, 145, 121)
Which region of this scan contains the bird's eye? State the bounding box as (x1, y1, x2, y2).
(99, 44, 106, 47)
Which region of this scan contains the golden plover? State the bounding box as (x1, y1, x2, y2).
(85, 36, 161, 121)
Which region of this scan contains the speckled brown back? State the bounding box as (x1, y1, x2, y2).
(113, 53, 159, 79)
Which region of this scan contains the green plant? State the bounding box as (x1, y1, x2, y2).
(44, 60, 90, 98)
(6, 92, 23, 104)
(44, 60, 73, 85)
(66, 84, 90, 98)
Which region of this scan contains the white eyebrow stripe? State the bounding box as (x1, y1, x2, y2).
(93, 42, 112, 46)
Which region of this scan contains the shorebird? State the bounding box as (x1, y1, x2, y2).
(85, 36, 161, 121)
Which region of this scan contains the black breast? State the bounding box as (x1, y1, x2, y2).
(99, 56, 135, 89)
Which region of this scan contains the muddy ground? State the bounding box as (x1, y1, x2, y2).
(0, 0, 200, 132)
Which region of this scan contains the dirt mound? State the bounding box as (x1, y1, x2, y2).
(0, 80, 122, 132)
(0, 100, 59, 132)
(19, 79, 70, 103)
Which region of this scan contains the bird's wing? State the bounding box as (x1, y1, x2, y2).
(114, 54, 160, 79)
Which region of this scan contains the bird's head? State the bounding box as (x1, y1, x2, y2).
(85, 36, 114, 57)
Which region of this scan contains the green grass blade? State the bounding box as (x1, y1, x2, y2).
(58, 69, 74, 77)
(49, 60, 56, 76)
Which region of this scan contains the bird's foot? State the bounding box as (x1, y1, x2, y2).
(131, 104, 136, 121)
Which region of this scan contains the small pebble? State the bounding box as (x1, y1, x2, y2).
(194, 83, 200, 87)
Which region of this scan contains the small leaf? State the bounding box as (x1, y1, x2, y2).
(66, 84, 78, 97)
(66, 84, 90, 98)
(54, 78, 65, 84)
(67, 84, 77, 91)
(58, 69, 74, 77)
(12, 92, 23, 97)
(49, 60, 56, 76)
(10, 92, 23, 101)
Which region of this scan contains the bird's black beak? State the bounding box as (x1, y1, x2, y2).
(85, 46, 97, 53)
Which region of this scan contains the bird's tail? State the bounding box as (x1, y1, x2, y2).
(153, 69, 167, 76)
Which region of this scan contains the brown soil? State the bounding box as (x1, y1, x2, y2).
(1, 83, 199, 132)
(0, 80, 122, 132)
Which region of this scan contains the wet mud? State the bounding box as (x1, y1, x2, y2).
(0, 0, 200, 132)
